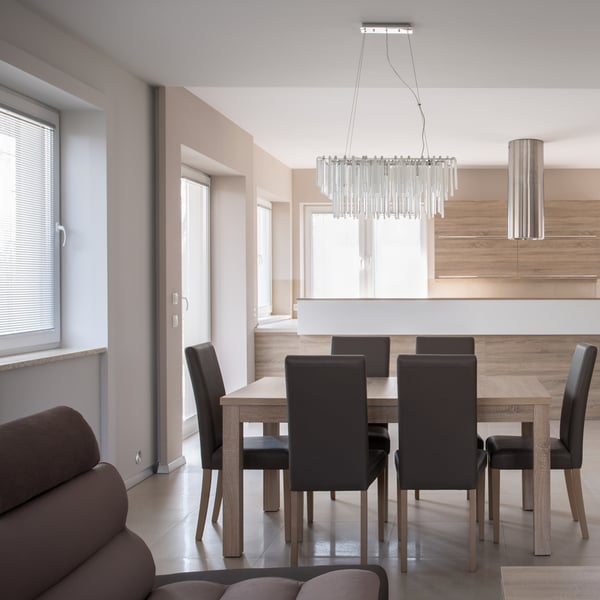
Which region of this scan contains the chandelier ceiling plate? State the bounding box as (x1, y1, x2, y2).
(359, 23, 413, 35)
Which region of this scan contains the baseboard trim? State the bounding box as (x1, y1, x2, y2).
(124, 466, 154, 489)
(156, 455, 187, 474)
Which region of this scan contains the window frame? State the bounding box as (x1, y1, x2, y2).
(0, 86, 61, 356)
(257, 198, 273, 318)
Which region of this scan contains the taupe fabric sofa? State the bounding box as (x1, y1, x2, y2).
(0, 406, 387, 600)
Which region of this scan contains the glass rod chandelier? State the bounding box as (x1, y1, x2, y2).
(316, 23, 458, 219)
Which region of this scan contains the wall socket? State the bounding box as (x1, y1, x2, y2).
(135, 450, 142, 465)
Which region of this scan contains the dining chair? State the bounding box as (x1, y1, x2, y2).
(415, 335, 483, 501)
(185, 342, 290, 541)
(396, 354, 486, 572)
(486, 343, 597, 543)
(329, 336, 391, 510)
(285, 355, 387, 566)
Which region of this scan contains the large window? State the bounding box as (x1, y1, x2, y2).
(304, 205, 427, 298)
(0, 88, 60, 355)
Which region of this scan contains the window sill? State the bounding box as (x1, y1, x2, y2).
(0, 347, 106, 372)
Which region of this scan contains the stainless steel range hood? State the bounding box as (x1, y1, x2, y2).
(508, 139, 544, 240)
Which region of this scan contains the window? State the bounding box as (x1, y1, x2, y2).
(0, 88, 60, 355)
(304, 205, 427, 298)
(257, 200, 272, 317)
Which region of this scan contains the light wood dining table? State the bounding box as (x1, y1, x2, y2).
(220, 375, 552, 558)
(501, 566, 600, 599)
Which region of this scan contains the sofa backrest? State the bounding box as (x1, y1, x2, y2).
(0, 406, 156, 600)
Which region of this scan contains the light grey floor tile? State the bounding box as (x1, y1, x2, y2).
(127, 421, 600, 599)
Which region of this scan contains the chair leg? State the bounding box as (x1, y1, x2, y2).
(330, 490, 336, 500)
(290, 491, 301, 566)
(414, 489, 420, 501)
(400, 488, 408, 573)
(384, 463, 389, 522)
(360, 489, 368, 565)
(283, 470, 291, 543)
(397, 477, 401, 542)
(477, 473, 485, 541)
(377, 469, 385, 542)
(488, 465, 493, 521)
(211, 470, 223, 523)
(491, 468, 500, 544)
(570, 469, 589, 539)
(196, 468, 212, 541)
(564, 469, 579, 522)
(469, 488, 477, 572)
(307, 491, 314, 524)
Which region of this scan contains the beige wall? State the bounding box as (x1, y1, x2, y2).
(157, 88, 292, 469)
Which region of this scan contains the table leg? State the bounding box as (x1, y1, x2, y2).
(223, 405, 243, 557)
(533, 403, 551, 555)
(263, 423, 280, 512)
(521, 422, 534, 511)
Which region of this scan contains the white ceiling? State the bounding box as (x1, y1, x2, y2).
(19, 0, 600, 168)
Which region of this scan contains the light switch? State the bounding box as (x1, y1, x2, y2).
(172, 292, 179, 305)
(172, 314, 179, 328)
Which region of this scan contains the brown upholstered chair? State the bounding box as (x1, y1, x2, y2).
(415, 335, 483, 501)
(395, 354, 486, 572)
(486, 343, 597, 543)
(0, 406, 388, 600)
(329, 335, 391, 512)
(285, 355, 387, 566)
(185, 342, 289, 540)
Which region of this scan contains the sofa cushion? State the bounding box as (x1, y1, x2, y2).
(148, 570, 379, 600)
(0, 405, 100, 514)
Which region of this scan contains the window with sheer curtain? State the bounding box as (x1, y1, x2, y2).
(304, 205, 427, 298)
(0, 89, 60, 355)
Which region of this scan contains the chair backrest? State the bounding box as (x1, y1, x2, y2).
(396, 354, 479, 490)
(331, 336, 390, 377)
(0, 406, 156, 599)
(185, 342, 226, 468)
(285, 355, 370, 492)
(416, 335, 475, 355)
(559, 343, 598, 467)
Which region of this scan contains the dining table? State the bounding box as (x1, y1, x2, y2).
(220, 374, 552, 558)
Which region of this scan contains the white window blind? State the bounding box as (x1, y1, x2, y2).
(0, 94, 60, 355)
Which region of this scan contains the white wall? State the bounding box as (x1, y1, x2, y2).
(0, 1, 155, 485)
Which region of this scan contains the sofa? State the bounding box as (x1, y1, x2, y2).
(0, 406, 388, 599)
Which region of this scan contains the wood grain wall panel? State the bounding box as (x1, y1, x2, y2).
(255, 331, 600, 418)
(544, 200, 600, 236)
(517, 237, 600, 277)
(436, 200, 506, 237)
(435, 238, 518, 277)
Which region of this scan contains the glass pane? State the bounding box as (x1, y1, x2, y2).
(372, 217, 427, 297)
(310, 213, 360, 297)
(181, 177, 211, 421)
(257, 204, 272, 315)
(0, 107, 56, 340)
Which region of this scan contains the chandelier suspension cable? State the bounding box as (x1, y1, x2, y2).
(316, 22, 458, 220)
(344, 33, 366, 157)
(384, 33, 429, 161)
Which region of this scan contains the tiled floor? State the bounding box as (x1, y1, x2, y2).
(127, 421, 600, 599)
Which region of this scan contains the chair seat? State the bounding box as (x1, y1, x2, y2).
(368, 425, 391, 454)
(394, 449, 487, 490)
(367, 449, 388, 486)
(486, 435, 572, 470)
(210, 435, 289, 470)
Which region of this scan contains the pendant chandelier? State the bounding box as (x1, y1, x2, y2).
(316, 23, 457, 219)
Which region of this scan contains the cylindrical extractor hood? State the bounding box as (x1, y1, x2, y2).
(508, 138, 544, 240)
